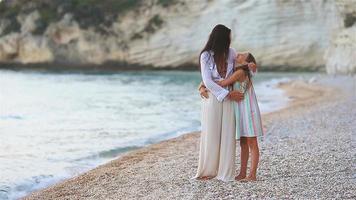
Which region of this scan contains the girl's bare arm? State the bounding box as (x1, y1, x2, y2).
(218, 69, 245, 87)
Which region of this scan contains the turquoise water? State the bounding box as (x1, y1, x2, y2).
(0, 70, 315, 199)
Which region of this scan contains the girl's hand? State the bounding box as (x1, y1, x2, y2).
(216, 80, 224, 87)
(248, 62, 257, 73)
(199, 86, 209, 99)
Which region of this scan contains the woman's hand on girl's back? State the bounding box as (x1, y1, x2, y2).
(228, 90, 244, 102)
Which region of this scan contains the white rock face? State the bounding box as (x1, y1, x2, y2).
(0, 33, 20, 60)
(325, 26, 356, 74)
(126, 0, 344, 70)
(17, 11, 40, 33)
(17, 35, 53, 64)
(324, 0, 356, 74)
(0, 33, 53, 63)
(46, 14, 81, 45)
(0, 0, 355, 74)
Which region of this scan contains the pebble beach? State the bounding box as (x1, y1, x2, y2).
(23, 75, 356, 200)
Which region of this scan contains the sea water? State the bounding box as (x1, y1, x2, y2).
(0, 70, 314, 199)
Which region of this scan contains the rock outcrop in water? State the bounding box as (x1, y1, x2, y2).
(0, 0, 355, 74)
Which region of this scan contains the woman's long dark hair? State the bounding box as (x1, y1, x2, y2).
(199, 24, 231, 76)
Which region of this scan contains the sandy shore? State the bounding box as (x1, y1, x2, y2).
(24, 75, 355, 199)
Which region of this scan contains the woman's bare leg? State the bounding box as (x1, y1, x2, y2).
(242, 137, 259, 181)
(235, 137, 248, 180)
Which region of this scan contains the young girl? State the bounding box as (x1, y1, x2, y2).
(199, 52, 264, 182)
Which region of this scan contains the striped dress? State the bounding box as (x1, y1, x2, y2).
(233, 78, 264, 139)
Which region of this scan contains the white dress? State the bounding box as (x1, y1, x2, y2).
(191, 47, 237, 182)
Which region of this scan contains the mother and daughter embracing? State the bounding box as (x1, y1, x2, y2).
(191, 24, 264, 182)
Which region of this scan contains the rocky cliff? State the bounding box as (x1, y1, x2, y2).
(0, 0, 355, 74)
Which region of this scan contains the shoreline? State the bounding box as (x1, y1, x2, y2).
(23, 75, 355, 199)
(0, 63, 322, 73)
(262, 79, 335, 124)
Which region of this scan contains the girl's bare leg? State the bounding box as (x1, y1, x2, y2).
(242, 137, 259, 181)
(235, 137, 248, 180)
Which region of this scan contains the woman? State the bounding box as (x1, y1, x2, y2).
(191, 24, 244, 182)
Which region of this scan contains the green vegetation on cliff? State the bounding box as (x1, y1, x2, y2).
(0, 0, 178, 35)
